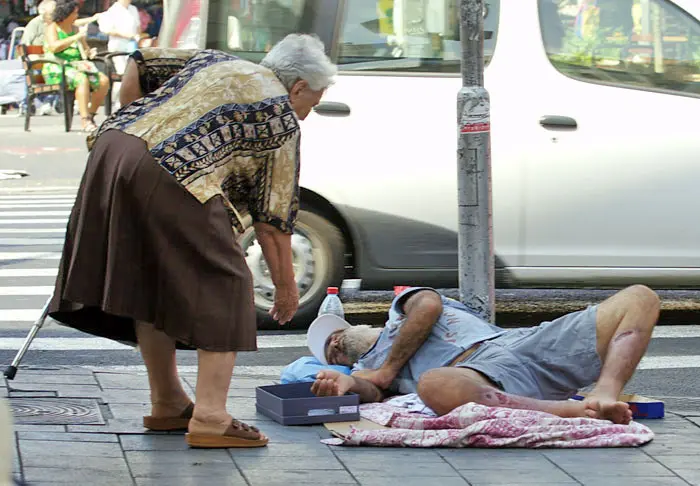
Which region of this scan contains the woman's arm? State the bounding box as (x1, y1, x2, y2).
(119, 58, 143, 106)
(45, 23, 86, 53)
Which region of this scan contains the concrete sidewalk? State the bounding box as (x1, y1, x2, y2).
(3, 367, 700, 486)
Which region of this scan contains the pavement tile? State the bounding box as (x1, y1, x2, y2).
(16, 367, 95, 376)
(227, 388, 256, 398)
(561, 461, 675, 477)
(335, 448, 444, 460)
(23, 467, 133, 484)
(643, 417, 699, 434)
(136, 478, 246, 486)
(96, 373, 192, 392)
(18, 431, 119, 442)
(22, 454, 130, 472)
(642, 435, 700, 456)
(346, 461, 458, 477)
(442, 451, 555, 470)
(129, 461, 242, 479)
(8, 391, 57, 398)
(19, 439, 125, 458)
(120, 434, 190, 451)
(67, 419, 168, 434)
(459, 469, 577, 485)
(653, 454, 700, 470)
(356, 478, 469, 486)
(240, 420, 325, 443)
(543, 448, 653, 464)
(100, 389, 166, 404)
(108, 402, 150, 420)
(688, 417, 700, 427)
(675, 469, 700, 485)
(225, 397, 273, 421)
(125, 450, 234, 464)
(229, 442, 335, 458)
(235, 455, 344, 470)
(9, 373, 98, 385)
(0, 387, 7, 398)
(577, 478, 690, 486)
(12, 424, 66, 432)
(9, 383, 103, 398)
(242, 469, 357, 486)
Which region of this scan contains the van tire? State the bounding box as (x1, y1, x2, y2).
(252, 210, 346, 330)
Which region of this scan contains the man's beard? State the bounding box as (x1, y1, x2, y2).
(339, 325, 377, 363)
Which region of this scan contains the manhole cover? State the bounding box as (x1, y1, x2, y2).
(9, 398, 105, 425)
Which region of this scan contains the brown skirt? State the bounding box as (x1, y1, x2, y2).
(48, 130, 257, 352)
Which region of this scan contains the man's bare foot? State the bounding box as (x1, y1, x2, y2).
(311, 370, 355, 397)
(583, 397, 633, 425)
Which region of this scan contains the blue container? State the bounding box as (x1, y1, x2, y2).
(255, 382, 360, 425)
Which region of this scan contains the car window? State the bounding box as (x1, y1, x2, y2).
(206, 0, 311, 62)
(539, 0, 700, 96)
(336, 0, 500, 73)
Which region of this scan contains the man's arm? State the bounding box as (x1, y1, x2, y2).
(353, 290, 443, 388)
(312, 370, 384, 403)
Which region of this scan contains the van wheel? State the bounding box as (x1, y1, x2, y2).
(239, 210, 346, 330)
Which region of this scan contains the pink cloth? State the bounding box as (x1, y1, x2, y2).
(322, 402, 654, 448)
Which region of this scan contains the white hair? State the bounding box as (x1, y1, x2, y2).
(261, 34, 337, 92)
(38, 0, 56, 15)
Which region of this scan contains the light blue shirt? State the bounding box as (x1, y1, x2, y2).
(352, 287, 506, 394)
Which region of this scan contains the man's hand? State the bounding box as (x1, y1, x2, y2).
(311, 370, 355, 397)
(269, 283, 299, 325)
(351, 368, 395, 390)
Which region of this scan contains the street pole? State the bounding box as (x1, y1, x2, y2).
(457, 0, 494, 322)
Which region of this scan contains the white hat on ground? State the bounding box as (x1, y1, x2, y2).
(306, 314, 351, 365)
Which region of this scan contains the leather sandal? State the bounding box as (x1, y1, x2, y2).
(143, 402, 194, 431)
(185, 418, 269, 448)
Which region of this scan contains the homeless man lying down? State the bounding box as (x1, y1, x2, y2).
(307, 286, 660, 425)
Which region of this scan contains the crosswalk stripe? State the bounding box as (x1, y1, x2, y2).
(0, 219, 67, 224)
(0, 203, 74, 209)
(0, 269, 57, 277)
(82, 365, 285, 376)
(0, 286, 54, 295)
(0, 197, 75, 201)
(0, 211, 71, 217)
(0, 238, 65, 245)
(0, 228, 65, 234)
(0, 335, 308, 350)
(0, 252, 61, 260)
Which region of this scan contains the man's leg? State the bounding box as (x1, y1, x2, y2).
(583, 284, 660, 423)
(417, 367, 588, 418)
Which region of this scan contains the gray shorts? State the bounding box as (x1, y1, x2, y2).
(455, 306, 602, 401)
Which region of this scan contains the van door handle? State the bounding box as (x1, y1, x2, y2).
(314, 102, 351, 116)
(540, 115, 577, 129)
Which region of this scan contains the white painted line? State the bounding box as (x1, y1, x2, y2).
(0, 309, 46, 322)
(257, 334, 307, 348)
(0, 187, 78, 194)
(0, 252, 61, 260)
(0, 203, 74, 209)
(638, 355, 700, 370)
(83, 365, 285, 376)
(0, 336, 306, 351)
(0, 211, 70, 217)
(652, 326, 700, 339)
(0, 268, 57, 277)
(0, 229, 65, 234)
(0, 219, 67, 224)
(0, 238, 64, 245)
(0, 286, 53, 295)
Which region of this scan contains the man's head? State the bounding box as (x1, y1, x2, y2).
(38, 0, 57, 23)
(307, 315, 381, 367)
(261, 34, 337, 120)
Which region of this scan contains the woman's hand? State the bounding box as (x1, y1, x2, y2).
(269, 282, 299, 325)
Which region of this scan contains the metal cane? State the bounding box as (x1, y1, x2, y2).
(3, 297, 51, 380)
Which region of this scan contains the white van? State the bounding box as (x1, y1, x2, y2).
(161, 0, 700, 327)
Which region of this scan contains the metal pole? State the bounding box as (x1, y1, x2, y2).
(457, 0, 494, 322)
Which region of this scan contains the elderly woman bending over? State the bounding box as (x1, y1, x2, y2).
(48, 35, 337, 448)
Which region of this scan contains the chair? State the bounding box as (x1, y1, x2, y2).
(97, 51, 130, 116)
(16, 44, 75, 132)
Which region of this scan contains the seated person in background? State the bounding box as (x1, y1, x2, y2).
(308, 285, 660, 425)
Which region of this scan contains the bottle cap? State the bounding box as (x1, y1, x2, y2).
(327, 287, 339, 295)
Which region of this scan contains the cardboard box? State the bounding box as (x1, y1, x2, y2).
(255, 382, 360, 425)
(572, 393, 665, 419)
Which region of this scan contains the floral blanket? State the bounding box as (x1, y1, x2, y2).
(322, 402, 654, 448)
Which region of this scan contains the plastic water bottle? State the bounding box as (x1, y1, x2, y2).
(318, 287, 344, 319)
